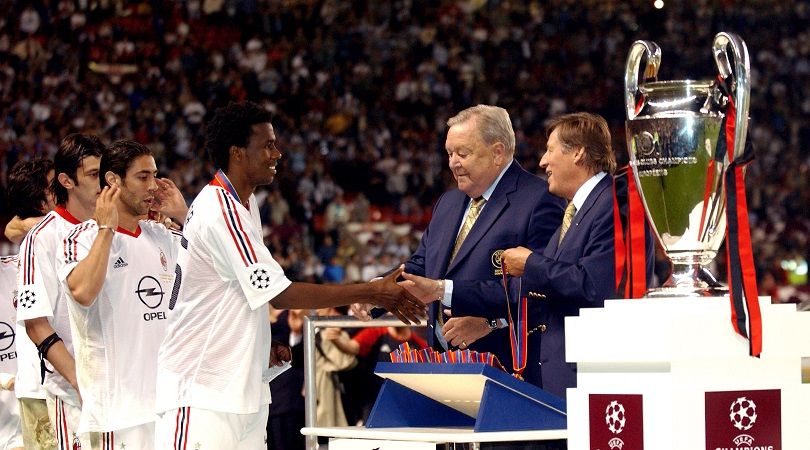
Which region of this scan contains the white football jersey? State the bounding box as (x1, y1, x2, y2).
(1, 255, 18, 378)
(60, 220, 180, 433)
(2, 254, 44, 402)
(1, 255, 21, 445)
(15, 207, 83, 405)
(156, 177, 291, 415)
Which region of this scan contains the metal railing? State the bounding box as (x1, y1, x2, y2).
(302, 315, 427, 450)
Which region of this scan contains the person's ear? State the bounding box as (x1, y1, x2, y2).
(57, 172, 74, 190)
(105, 171, 119, 187)
(491, 142, 507, 165)
(573, 146, 586, 165)
(229, 145, 244, 163)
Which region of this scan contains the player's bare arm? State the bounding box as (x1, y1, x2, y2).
(24, 317, 80, 396)
(66, 185, 119, 306)
(271, 266, 427, 325)
(4, 215, 42, 244)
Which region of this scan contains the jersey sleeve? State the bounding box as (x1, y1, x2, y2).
(16, 217, 61, 322)
(206, 189, 291, 310)
(56, 222, 98, 294)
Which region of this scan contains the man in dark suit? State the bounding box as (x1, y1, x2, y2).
(395, 105, 565, 374)
(502, 112, 655, 399)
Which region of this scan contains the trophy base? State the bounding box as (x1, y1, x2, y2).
(645, 263, 728, 297)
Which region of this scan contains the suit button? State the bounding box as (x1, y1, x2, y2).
(528, 324, 547, 335)
(528, 291, 547, 299)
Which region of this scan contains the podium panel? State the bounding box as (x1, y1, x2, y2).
(566, 297, 810, 450)
(368, 362, 567, 432)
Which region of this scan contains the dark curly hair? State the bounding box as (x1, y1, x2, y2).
(8, 158, 55, 219)
(205, 101, 273, 170)
(53, 134, 105, 205)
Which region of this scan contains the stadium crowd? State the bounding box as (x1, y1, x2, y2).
(1, 1, 809, 337)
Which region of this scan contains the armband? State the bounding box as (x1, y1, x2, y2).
(36, 332, 62, 384)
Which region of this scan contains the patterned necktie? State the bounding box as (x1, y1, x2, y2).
(435, 196, 485, 350)
(449, 196, 486, 264)
(558, 202, 577, 244)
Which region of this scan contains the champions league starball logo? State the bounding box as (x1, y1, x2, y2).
(605, 400, 626, 449)
(730, 397, 757, 431)
(250, 268, 271, 290)
(729, 397, 758, 448)
(18, 288, 36, 309)
(589, 394, 643, 450)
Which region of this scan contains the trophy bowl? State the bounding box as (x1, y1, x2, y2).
(625, 33, 751, 296)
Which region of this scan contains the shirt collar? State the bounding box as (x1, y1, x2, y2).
(571, 172, 607, 211)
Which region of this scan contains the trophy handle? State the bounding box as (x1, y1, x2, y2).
(624, 40, 661, 120)
(712, 32, 751, 160)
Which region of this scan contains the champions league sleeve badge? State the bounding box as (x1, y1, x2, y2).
(249, 267, 272, 290)
(17, 288, 36, 309)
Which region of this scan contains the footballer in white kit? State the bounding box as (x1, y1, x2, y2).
(16, 206, 91, 448)
(155, 102, 424, 450)
(1, 255, 23, 450)
(155, 173, 291, 448)
(61, 219, 180, 441)
(60, 139, 187, 450)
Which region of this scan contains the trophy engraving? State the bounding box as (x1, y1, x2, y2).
(625, 32, 751, 296)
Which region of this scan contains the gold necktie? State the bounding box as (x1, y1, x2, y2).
(449, 196, 486, 263)
(558, 202, 577, 244)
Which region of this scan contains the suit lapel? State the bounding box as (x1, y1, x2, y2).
(427, 190, 467, 277)
(554, 175, 612, 258)
(446, 162, 520, 274)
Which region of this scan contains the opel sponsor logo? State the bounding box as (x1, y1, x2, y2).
(0, 321, 14, 352)
(136, 276, 164, 309)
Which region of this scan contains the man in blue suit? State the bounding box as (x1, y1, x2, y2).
(397, 105, 565, 375)
(502, 112, 655, 399)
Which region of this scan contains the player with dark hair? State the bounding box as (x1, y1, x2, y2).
(2, 158, 56, 450)
(6, 159, 55, 221)
(61, 139, 187, 448)
(16, 134, 105, 450)
(155, 101, 425, 449)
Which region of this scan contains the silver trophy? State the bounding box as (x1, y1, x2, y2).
(624, 32, 750, 296)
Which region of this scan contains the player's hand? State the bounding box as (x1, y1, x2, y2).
(399, 272, 442, 304)
(501, 246, 533, 277)
(370, 265, 427, 325)
(153, 178, 188, 223)
(0, 374, 14, 391)
(270, 340, 292, 366)
(442, 311, 493, 349)
(350, 303, 374, 321)
(95, 185, 120, 230)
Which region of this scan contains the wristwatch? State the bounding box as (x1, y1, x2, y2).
(487, 319, 500, 331)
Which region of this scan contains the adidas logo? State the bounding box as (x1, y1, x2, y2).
(113, 257, 128, 269)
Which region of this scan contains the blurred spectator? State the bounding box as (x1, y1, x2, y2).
(313, 307, 357, 427)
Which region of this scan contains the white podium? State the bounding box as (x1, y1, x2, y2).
(565, 297, 810, 450)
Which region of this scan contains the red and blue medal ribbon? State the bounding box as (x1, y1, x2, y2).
(717, 75, 762, 357)
(501, 259, 528, 379)
(210, 169, 242, 204)
(612, 167, 648, 299)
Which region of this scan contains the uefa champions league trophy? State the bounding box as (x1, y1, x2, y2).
(624, 32, 751, 296)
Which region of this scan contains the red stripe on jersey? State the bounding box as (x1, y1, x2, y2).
(182, 408, 190, 450)
(216, 190, 250, 266)
(231, 200, 258, 262)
